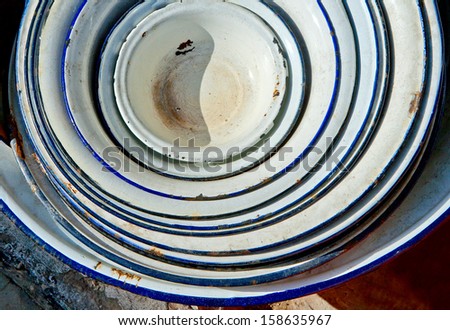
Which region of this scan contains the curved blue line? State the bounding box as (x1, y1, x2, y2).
(10, 0, 449, 298)
(60, 0, 338, 201)
(2, 200, 448, 306)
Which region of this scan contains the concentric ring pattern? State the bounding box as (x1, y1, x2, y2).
(8, 0, 446, 303)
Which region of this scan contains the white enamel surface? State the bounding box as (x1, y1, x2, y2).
(98, 0, 302, 177)
(1, 115, 448, 300)
(3, 0, 447, 303)
(115, 2, 287, 162)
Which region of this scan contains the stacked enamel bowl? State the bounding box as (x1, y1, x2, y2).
(3, 0, 448, 305)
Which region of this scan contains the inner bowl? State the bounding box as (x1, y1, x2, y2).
(114, 2, 287, 162)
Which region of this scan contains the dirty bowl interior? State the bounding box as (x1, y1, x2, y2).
(114, 2, 287, 163)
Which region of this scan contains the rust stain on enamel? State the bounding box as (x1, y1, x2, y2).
(31, 153, 48, 174)
(177, 39, 194, 51)
(149, 247, 164, 258)
(112, 268, 142, 283)
(261, 177, 272, 184)
(65, 182, 77, 194)
(409, 91, 423, 115)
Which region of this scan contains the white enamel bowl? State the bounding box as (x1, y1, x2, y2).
(114, 3, 288, 163)
(1, 0, 448, 305)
